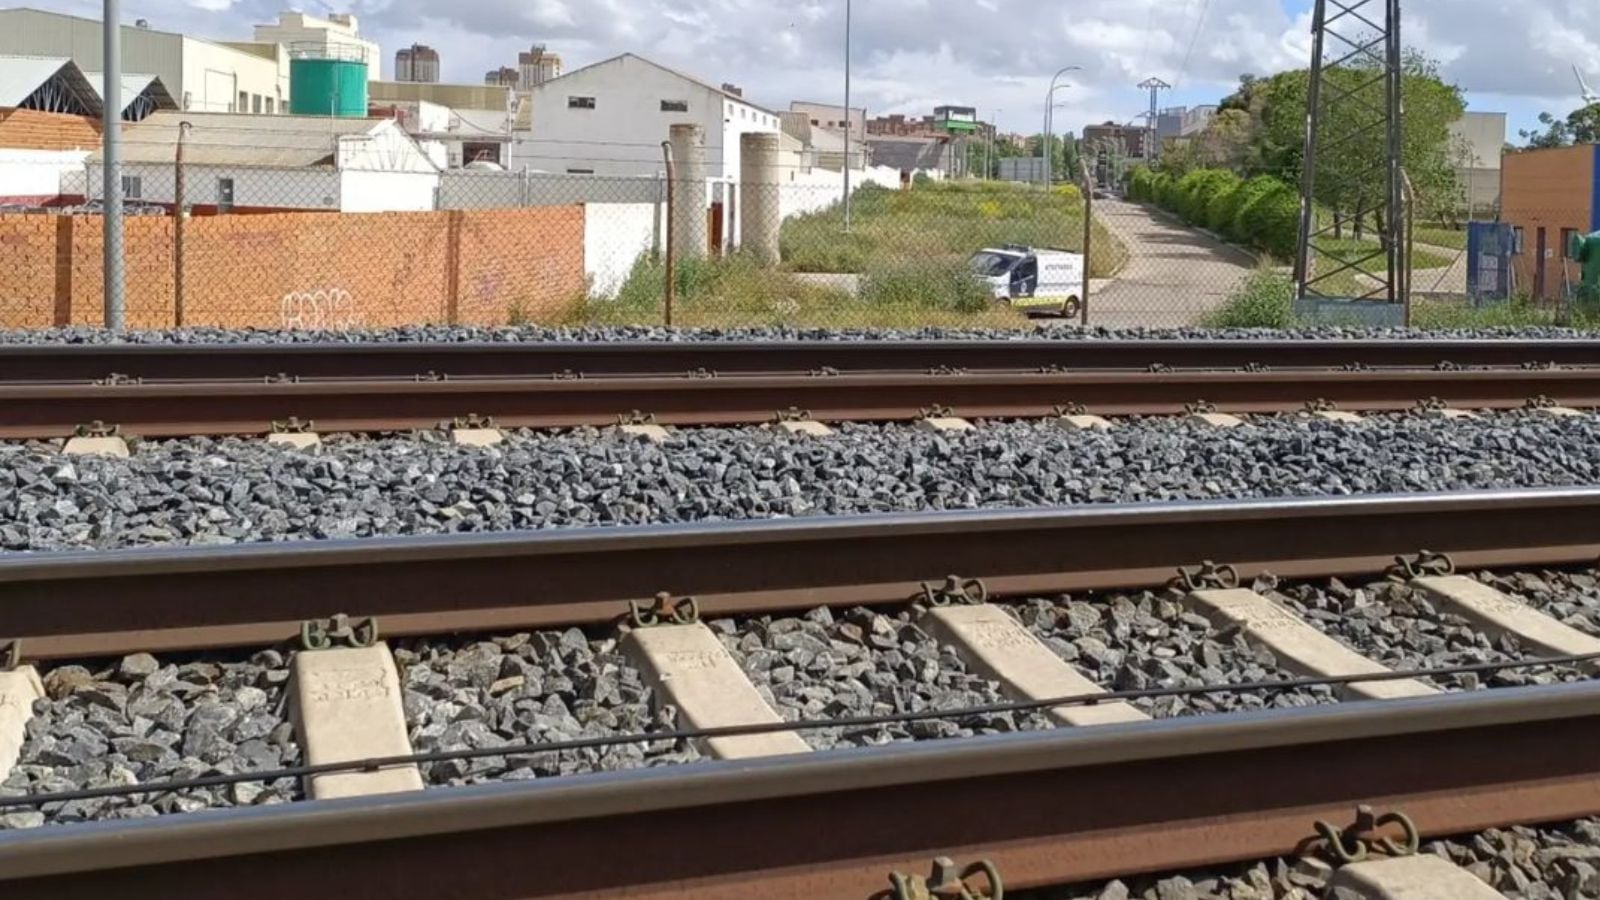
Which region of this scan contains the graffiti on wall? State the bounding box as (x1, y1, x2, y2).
(280, 289, 362, 331)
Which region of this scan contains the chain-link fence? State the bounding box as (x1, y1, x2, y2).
(0, 111, 1594, 334)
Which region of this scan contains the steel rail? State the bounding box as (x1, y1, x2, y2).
(2, 367, 1600, 438)
(4, 487, 1600, 658)
(3, 683, 1598, 897)
(1, 338, 1597, 382)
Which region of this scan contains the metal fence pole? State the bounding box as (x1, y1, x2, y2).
(660, 140, 675, 328)
(173, 121, 190, 328)
(1080, 158, 1093, 327)
(101, 0, 125, 330)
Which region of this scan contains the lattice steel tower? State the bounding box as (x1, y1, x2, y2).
(1293, 0, 1406, 303)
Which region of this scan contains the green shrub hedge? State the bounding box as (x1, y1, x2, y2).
(1128, 167, 1304, 262)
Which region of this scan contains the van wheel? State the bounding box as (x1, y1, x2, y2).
(1061, 296, 1082, 319)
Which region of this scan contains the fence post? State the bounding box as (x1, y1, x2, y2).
(660, 141, 676, 328)
(445, 210, 462, 325)
(1400, 168, 1415, 326)
(100, 0, 125, 331)
(173, 121, 190, 328)
(1080, 158, 1094, 327)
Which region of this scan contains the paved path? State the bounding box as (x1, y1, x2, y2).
(1074, 200, 1258, 328)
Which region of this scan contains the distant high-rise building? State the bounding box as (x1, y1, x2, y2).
(516, 45, 562, 90)
(484, 66, 519, 89)
(394, 43, 439, 83)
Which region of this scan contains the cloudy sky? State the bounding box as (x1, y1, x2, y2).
(40, 0, 1600, 140)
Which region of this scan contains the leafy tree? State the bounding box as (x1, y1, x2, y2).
(1567, 105, 1600, 144)
(1520, 112, 1573, 149)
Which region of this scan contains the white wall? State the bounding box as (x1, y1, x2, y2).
(513, 55, 779, 179)
(778, 164, 904, 219)
(180, 37, 286, 113)
(440, 170, 662, 209)
(253, 13, 380, 79)
(336, 121, 439, 173)
(338, 170, 437, 212)
(89, 162, 342, 210)
(0, 149, 90, 202)
(584, 203, 657, 298)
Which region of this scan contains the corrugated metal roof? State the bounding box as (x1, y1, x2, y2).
(83, 72, 179, 115)
(93, 110, 392, 167)
(0, 55, 102, 116)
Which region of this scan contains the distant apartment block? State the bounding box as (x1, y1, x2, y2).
(484, 66, 519, 89)
(395, 43, 439, 83)
(517, 45, 562, 90)
(867, 107, 990, 140)
(1083, 122, 1149, 160)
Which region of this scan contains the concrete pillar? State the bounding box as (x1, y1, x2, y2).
(669, 124, 708, 261)
(739, 132, 782, 265)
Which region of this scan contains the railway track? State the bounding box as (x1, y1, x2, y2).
(1, 488, 1599, 897)
(0, 339, 1598, 438)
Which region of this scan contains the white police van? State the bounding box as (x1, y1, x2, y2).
(969, 245, 1084, 319)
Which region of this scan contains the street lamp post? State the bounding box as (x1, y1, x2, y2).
(842, 0, 852, 231)
(1042, 65, 1081, 191)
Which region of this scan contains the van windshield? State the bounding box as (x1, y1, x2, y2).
(969, 252, 1017, 277)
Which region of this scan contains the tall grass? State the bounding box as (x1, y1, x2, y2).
(780, 182, 1127, 278)
(579, 252, 1031, 330)
(1203, 267, 1295, 328)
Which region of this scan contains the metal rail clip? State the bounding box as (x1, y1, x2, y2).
(1172, 561, 1240, 592)
(1413, 396, 1448, 414)
(551, 369, 583, 381)
(927, 365, 968, 376)
(1312, 805, 1420, 865)
(271, 417, 314, 434)
(1525, 395, 1558, 410)
(1341, 362, 1371, 372)
(1387, 550, 1455, 582)
(1052, 402, 1088, 417)
(1147, 363, 1173, 374)
(1435, 361, 1464, 372)
(917, 404, 956, 420)
(0, 639, 20, 671)
(919, 575, 988, 608)
(888, 857, 1003, 900)
(1304, 398, 1338, 414)
(73, 420, 120, 438)
(628, 592, 700, 629)
(1036, 364, 1067, 374)
(774, 406, 813, 423)
(809, 366, 841, 377)
(93, 373, 142, 386)
(451, 413, 497, 430)
(618, 410, 658, 427)
(1521, 361, 1557, 371)
(300, 614, 380, 651)
(414, 371, 449, 383)
(684, 367, 718, 379)
(1184, 400, 1218, 416)
(1240, 362, 1271, 373)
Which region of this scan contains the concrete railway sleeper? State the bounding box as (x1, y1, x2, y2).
(0, 557, 1598, 896)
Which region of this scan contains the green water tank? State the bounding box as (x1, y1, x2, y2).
(289, 57, 368, 117)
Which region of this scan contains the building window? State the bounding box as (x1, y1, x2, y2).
(238, 91, 247, 113)
(566, 168, 595, 175)
(217, 177, 235, 213)
(568, 96, 596, 110)
(740, 108, 747, 119)
(810, 118, 819, 126)
(121, 175, 141, 199)
(660, 99, 688, 112)
(252, 94, 262, 114)
(1512, 227, 1525, 255)
(265, 97, 274, 114)
(1562, 227, 1580, 259)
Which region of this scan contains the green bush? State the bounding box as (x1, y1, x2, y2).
(1236, 181, 1298, 260)
(1127, 166, 1155, 202)
(1204, 268, 1295, 328)
(1217, 175, 1283, 243)
(857, 257, 992, 314)
(1172, 169, 1240, 226)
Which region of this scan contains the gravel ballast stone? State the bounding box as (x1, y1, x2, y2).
(5, 324, 1600, 344)
(3, 412, 1600, 552)
(0, 650, 300, 828)
(1011, 592, 1337, 717)
(710, 606, 1053, 749)
(396, 629, 695, 786)
(1273, 578, 1593, 690)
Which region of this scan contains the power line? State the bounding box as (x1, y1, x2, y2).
(1172, 0, 1216, 88)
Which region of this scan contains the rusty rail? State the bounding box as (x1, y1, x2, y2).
(1, 367, 1599, 438)
(3, 682, 1598, 897)
(5, 487, 1600, 658)
(0, 338, 1597, 383)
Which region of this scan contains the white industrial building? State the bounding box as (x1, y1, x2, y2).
(511, 54, 781, 178)
(252, 12, 378, 79)
(1449, 111, 1507, 217)
(0, 8, 287, 114)
(85, 111, 439, 213)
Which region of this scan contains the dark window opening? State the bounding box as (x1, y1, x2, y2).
(217, 177, 235, 213)
(568, 96, 596, 110)
(660, 100, 688, 112)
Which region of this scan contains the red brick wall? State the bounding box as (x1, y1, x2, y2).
(0, 205, 587, 329)
(1501, 146, 1596, 301)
